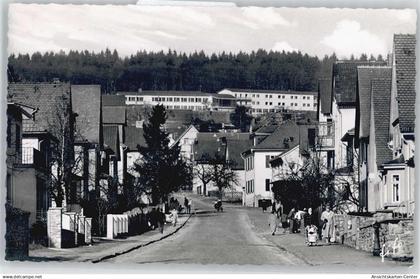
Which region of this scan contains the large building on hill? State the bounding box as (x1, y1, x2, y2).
(116, 90, 236, 112)
(218, 88, 318, 115)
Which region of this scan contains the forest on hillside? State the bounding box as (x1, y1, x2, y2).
(8, 49, 381, 94)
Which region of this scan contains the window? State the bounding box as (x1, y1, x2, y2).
(303, 104, 306, 107)
(282, 103, 285, 106)
(307, 104, 311, 107)
(265, 179, 270, 191)
(269, 95, 272, 98)
(257, 101, 260, 105)
(265, 95, 268, 98)
(269, 102, 272, 106)
(175, 97, 180, 102)
(252, 94, 255, 98)
(256, 94, 260, 98)
(245, 94, 248, 97)
(282, 95, 285, 99)
(278, 102, 281, 106)
(278, 95, 281, 99)
(392, 175, 400, 202)
(291, 103, 294, 106)
(168, 97, 173, 102)
(303, 96, 306, 100)
(189, 98, 195, 102)
(290, 96, 293, 99)
(265, 102, 268, 105)
(295, 103, 298, 106)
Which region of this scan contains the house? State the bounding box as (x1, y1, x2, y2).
(169, 125, 199, 162)
(194, 132, 252, 198)
(379, 34, 416, 216)
(71, 85, 102, 211)
(354, 66, 392, 212)
(241, 121, 304, 207)
(218, 88, 318, 115)
(7, 81, 74, 224)
(317, 60, 388, 172)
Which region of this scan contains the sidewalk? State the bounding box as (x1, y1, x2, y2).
(28, 214, 191, 263)
(244, 207, 413, 269)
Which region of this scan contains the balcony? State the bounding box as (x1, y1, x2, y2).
(8, 147, 47, 170)
(316, 122, 335, 149)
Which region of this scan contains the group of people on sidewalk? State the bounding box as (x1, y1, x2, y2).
(269, 199, 336, 245)
(148, 196, 193, 234)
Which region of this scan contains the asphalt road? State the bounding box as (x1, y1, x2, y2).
(104, 197, 303, 265)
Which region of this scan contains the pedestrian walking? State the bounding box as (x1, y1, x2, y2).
(269, 210, 280, 235)
(321, 205, 334, 244)
(188, 199, 192, 214)
(288, 207, 296, 233)
(157, 207, 166, 234)
(169, 208, 178, 227)
(184, 197, 189, 214)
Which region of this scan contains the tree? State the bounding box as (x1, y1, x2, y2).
(134, 105, 192, 204)
(193, 154, 213, 196)
(47, 98, 77, 208)
(230, 105, 253, 132)
(208, 154, 238, 199)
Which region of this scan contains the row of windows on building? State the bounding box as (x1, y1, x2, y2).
(126, 96, 209, 103)
(244, 156, 254, 171)
(238, 100, 315, 108)
(235, 93, 312, 100)
(245, 179, 271, 194)
(245, 180, 254, 194)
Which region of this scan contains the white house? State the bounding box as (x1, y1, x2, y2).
(241, 121, 304, 207)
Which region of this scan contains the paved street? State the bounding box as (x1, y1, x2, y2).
(104, 197, 303, 265)
(102, 196, 413, 271)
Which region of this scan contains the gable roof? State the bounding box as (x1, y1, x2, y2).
(194, 132, 252, 169)
(170, 125, 198, 147)
(393, 34, 416, 133)
(71, 85, 101, 143)
(8, 82, 71, 133)
(318, 78, 333, 114)
(333, 60, 387, 105)
(371, 78, 393, 168)
(124, 126, 146, 151)
(254, 124, 278, 134)
(356, 66, 392, 139)
(252, 120, 300, 150)
(102, 94, 125, 106)
(103, 106, 126, 124)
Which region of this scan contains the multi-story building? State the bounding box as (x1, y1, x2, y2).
(378, 34, 416, 216)
(218, 88, 318, 115)
(355, 66, 392, 212)
(117, 90, 237, 111)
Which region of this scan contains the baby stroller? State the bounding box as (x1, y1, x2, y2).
(305, 225, 318, 246)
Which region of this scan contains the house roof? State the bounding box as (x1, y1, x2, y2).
(170, 125, 198, 147)
(8, 82, 71, 133)
(318, 78, 333, 114)
(371, 78, 393, 168)
(251, 120, 300, 150)
(102, 94, 126, 106)
(333, 60, 387, 105)
(116, 90, 211, 97)
(254, 124, 278, 134)
(222, 88, 318, 96)
(393, 34, 416, 133)
(71, 85, 101, 143)
(102, 106, 126, 124)
(103, 125, 119, 155)
(356, 66, 392, 139)
(124, 126, 146, 151)
(194, 132, 252, 169)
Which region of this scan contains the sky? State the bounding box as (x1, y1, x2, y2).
(8, 3, 417, 59)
